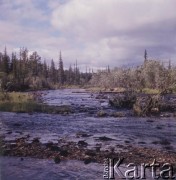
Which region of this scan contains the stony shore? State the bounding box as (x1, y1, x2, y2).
(1, 136, 176, 167)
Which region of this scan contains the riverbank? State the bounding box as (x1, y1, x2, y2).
(0, 92, 73, 114)
(1, 109, 176, 166)
(1, 135, 176, 165)
(85, 87, 161, 94)
(1, 89, 176, 118)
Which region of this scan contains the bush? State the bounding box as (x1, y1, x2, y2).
(97, 110, 107, 117)
(109, 91, 137, 109)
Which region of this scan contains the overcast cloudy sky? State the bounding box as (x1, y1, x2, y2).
(0, 0, 176, 70)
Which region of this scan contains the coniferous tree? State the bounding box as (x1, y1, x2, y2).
(144, 49, 148, 62)
(0, 52, 3, 72)
(107, 65, 110, 73)
(58, 51, 64, 85)
(29, 51, 41, 78)
(50, 59, 57, 83)
(11, 52, 17, 80)
(68, 65, 73, 84)
(20, 48, 29, 85)
(2, 47, 10, 74)
(75, 60, 80, 84)
(42, 60, 48, 79)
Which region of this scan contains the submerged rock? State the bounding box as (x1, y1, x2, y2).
(76, 132, 92, 138)
(54, 156, 61, 164)
(85, 150, 96, 157)
(6, 131, 12, 134)
(96, 136, 114, 141)
(60, 149, 69, 157)
(13, 123, 22, 127)
(50, 145, 60, 152)
(78, 141, 88, 147)
(32, 138, 40, 143)
(83, 155, 96, 165)
(45, 141, 54, 148)
(95, 146, 101, 152)
(112, 112, 125, 117)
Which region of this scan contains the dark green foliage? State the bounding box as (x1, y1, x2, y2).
(58, 51, 64, 85)
(144, 49, 148, 61)
(0, 47, 10, 74)
(109, 91, 137, 109)
(0, 47, 91, 91)
(50, 59, 57, 84)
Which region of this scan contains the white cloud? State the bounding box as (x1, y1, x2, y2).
(48, 0, 62, 9)
(0, 0, 47, 22)
(50, 0, 176, 67)
(0, 0, 176, 69)
(51, 0, 176, 40)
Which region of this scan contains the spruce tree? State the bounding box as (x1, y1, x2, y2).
(144, 49, 148, 61)
(11, 52, 17, 79)
(68, 64, 73, 84)
(43, 60, 48, 79)
(50, 59, 56, 83)
(0, 52, 3, 72)
(58, 51, 64, 85)
(2, 47, 10, 74)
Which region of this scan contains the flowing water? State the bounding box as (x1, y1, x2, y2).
(0, 89, 176, 180)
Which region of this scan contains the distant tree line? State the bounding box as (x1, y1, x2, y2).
(1, 48, 174, 93)
(0, 47, 92, 91)
(90, 50, 176, 92)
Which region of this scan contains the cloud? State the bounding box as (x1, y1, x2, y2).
(51, 0, 176, 38)
(0, 0, 48, 22)
(0, 0, 176, 69)
(51, 0, 176, 62)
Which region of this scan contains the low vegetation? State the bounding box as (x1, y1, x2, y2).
(0, 92, 72, 114)
(0, 92, 33, 112)
(90, 51, 176, 95)
(141, 88, 160, 94)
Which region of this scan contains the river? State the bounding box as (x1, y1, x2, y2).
(0, 89, 176, 179)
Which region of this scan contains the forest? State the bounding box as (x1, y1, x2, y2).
(0, 47, 92, 91)
(0, 47, 175, 93)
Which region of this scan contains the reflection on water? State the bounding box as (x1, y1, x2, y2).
(0, 89, 176, 179)
(0, 157, 103, 180)
(1, 112, 176, 151)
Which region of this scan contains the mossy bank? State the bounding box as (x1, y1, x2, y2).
(0, 92, 72, 114)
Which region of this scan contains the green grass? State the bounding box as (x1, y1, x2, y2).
(0, 92, 72, 114)
(0, 101, 72, 114)
(0, 92, 35, 112)
(0, 92, 33, 103)
(142, 88, 160, 94)
(0, 101, 40, 113)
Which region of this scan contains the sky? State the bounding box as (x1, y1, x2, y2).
(0, 0, 176, 70)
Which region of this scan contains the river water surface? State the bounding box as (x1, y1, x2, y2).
(0, 89, 176, 179)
